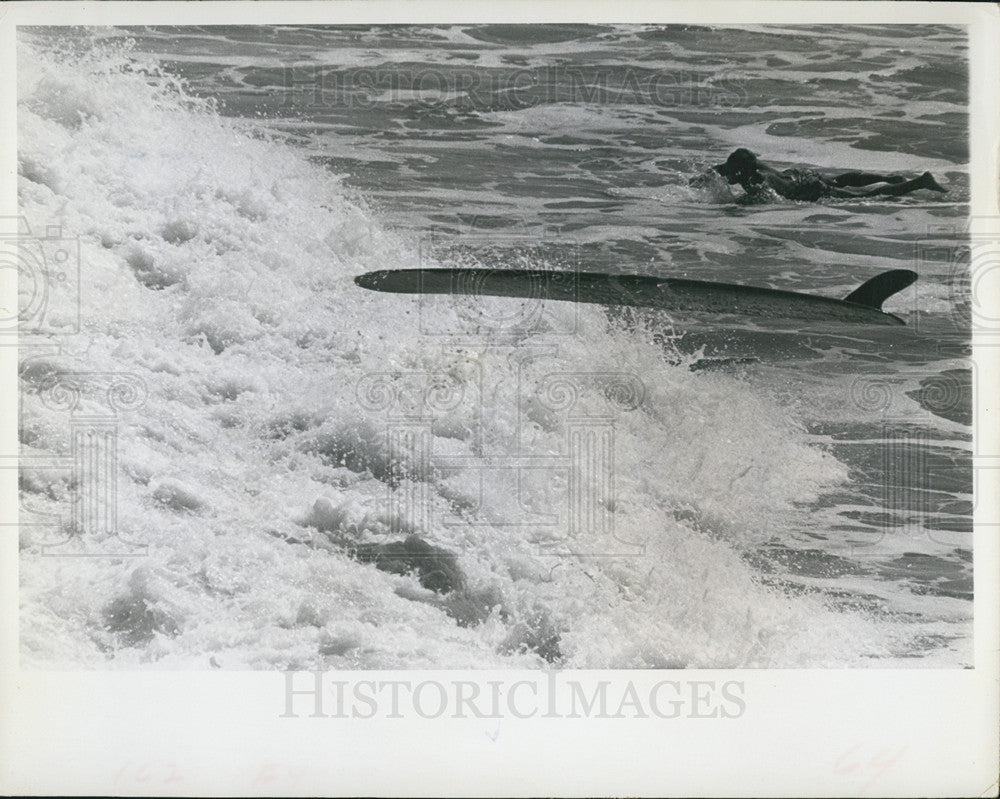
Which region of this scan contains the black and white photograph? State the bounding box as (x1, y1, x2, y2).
(3, 1, 998, 796)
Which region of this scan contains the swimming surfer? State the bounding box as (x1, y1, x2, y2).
(700, 148, 948, 202)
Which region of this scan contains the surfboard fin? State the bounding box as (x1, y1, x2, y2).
(842, 269, 917, 310)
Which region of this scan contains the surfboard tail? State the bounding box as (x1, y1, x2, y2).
(842, 269, 917, 310)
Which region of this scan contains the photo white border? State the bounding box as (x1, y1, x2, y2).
(1, 2, 997, 796)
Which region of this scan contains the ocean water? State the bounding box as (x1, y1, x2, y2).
(16, 25, 972, 669)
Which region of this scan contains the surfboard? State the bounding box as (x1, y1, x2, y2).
(354, 268, 917, 326)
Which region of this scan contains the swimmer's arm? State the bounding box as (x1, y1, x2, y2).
(762, 172, 802, 199)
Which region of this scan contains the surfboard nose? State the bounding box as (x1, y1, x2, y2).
(354, 271, 389, 290)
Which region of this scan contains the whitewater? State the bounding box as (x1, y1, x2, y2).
(16, 27, 972, 669)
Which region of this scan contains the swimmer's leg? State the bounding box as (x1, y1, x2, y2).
(830, 171, 907, 188)
(861, 172, 948, 196)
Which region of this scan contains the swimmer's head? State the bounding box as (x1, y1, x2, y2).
(714, 149, 759, 184)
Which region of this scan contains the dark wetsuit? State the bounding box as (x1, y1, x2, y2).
(782, 169, 830, 202)
(708, 148, 948, 202)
